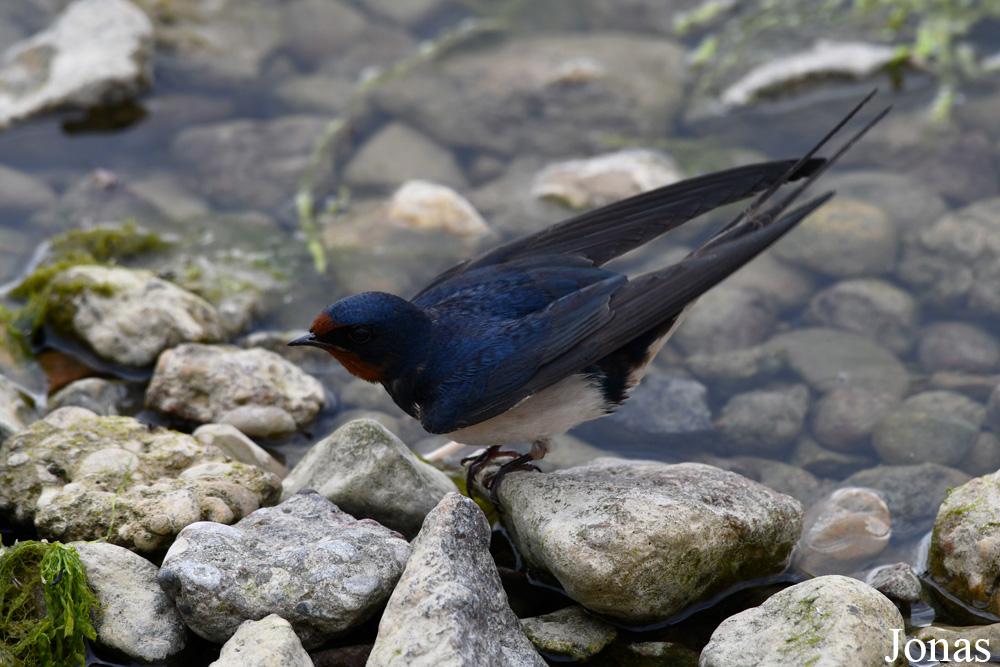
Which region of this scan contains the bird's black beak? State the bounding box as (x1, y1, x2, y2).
(288, 333, 319, 348)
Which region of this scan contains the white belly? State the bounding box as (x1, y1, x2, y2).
(445, 373, 611, 447)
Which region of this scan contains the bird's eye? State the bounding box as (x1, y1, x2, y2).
(349, 326, 372, 344)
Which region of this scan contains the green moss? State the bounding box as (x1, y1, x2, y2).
(0, 541, 99, 667)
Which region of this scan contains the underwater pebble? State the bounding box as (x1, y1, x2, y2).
(805, 278, 918, 355)
(869, 562, 922, 606)
(811, 385, 900, 453)
(794, 487, 890, 575)
(918, 321, 1000, 374)
(715, 384, 810, 456)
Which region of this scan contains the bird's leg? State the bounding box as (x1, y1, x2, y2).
(462, 445, 524, 499)
(485, 438, 551, 506)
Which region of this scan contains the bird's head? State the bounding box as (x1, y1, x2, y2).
(288, 292, 432, 383)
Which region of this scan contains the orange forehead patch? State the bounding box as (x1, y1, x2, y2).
(310, 312, 340, 336)
(331, 349, 385, 383)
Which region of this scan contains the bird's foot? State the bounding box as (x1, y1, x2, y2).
(462, 446, 538, 505)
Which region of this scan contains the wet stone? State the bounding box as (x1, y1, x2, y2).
(343, 122, 466, 191)
(704, 455, 830, 508)
(715, 384, 810, 456)
(912, 624, 1000, 662)
(685, 343, 787, 394)
(869, 562, 922, 606)
(521, 606, 617, 662)
(674, 285, 777, 356)
(280, 419, 458, 540)
(0, 163, 57, 210)
(918, 321, 1000, 374)
(387, 180, 490, 236)
(872, 406, 978, 467)
(790, 436, 876, 480)
(158, 491, 410, 649)
(824, 170, 947, 240)
(0, 408, 281, 554)
(145, 343, 324, 435)
(699, 575, 906, 666)
(805, 278, 919, 355)
(492, 459, 802, 624)
(47, 377, 128, 417)
(963, 432, 1000, 478)
(74, 541, 187, 663)
(811, 385, 900, 453)
(793, 487, 891, 575)
(209, 615, 312, 667)
(367, 493, 545, 667)
(989, 384, 1000, 433)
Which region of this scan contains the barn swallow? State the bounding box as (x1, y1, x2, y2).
(290, 92, 889, 504)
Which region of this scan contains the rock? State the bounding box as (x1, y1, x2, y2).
(989, 385, 1000, 433)
(192, 423, 287, 478)
(282, 0, 367, 68)
(963, 432, 1000, 478)
(673, 285, 777, 355)
(280, 419, 457, 539)
(272, 73, 354, 114)
(343, 123, 466, 190)
(715, 384, 810, 456)
(901, 390, 986, 427)
(0, 374, 37, 444)
(719, 40, 899, 109)
(0, 0, 153, 129)
(773, 198, 897, 277)
(44, 265, 225, 368)
(908, 131, 998, 204)
(572, 373, 712, 449)
(367, 493, 545, 666)
(790, 437, 876, 480)
(843, 463, 970, 542)
(130, 172, 211, 222)
(918, 321, 1000, 374)
(210, 615, 313, 667)
(699, 575, 905, 666)
(896, 197, 1000, 318)
(927, 471, 1000, 616)
(492, 460, 802, 624)
(872, 407, 978, 467)
(811, 386, 900, 453)
(704, 455, 829, 507)
(805, 278, 919, 355)
(726, 252, 816, 311)
(794, 487, 890, 575)
(823, 170, 947, 240)
(74, 541, 187, 663)
(531, 149, 683, 210)
(0, 163, 57, 210)
(158, 491, 410, 649)
(358, 0, 447, 26)
(521, 606, 617, 662)
(685, 343, 787, 393)
(770, 328, 909, 397)
(145, 344, 324, 434)
(869, 562, 922, 606)
(912, 624, 1000, 662)
(47, 377, 128, 416)
(387, 180, 490, 236)
(172, 115, 331, 210)
(373, 33, 686, 157)
(0, 408, 281, 553)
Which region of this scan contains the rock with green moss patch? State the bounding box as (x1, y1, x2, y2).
(146, 343, 324, 437)
(44, 265, 225, 367)
(489, 459, 802, 624)
(0, 407, 281, 554)
(521, 606, 617, 661)
(281, 418, 457, 539)
(700, 575, 905, 666)
(927, 471, 1000, 615)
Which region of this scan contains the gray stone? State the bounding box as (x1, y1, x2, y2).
(281, 419, 457, 539)
(359, 0, 447, 26)
(373, 33, 685, 157)
(912, 623, 1000, 660)
(843, 463, 970, 542)
(74, 541, 187, 663)
(521, 606, 617, 661)
(0, 408, 281, 554)
(928, 472, 1000, 616)
(725, 252, 816, 311)
(824, 170, 947, 239)
(869, 562, 922, 606)
(872, 408, 978, 467)
(531, 149, 683, 210)
(700, 575, 906, 666)
(989, 385, 1000, 433)
(158, 492, 410, 649)
(963, 432, 1000, 478)
(572, 373, 712, 448)
(145, 344, 324, 432)
(282, 0, 367, 68)
(192, 423, 287, 479)
(901, 390, 986, 427)
(367, 493, 546, 667)
(897, 197, 1000, 318)
(0, 0, 153, 129)
(806, 278, 919, 355)
(674, 285, 777, 355)
(704, 455, 830, 508)
(45, 265, 225, 368)
(210, 615, 313, 667)
(793, 487, 890, 575)
(770, 328, 910, 397)
(343, 123, 466, 190)
(918, 321, 1000, 374)
(790, 436, 876, 480)
(493, 460, 802, 624)
(811, 385, 900, 453)
(219, 405, 297, 440)
(386, 180, 490, 237)
(0, 163, 56, 210)
(0, 373, 36, 444)
(685, 343, 787, 393)
(715, 384, 810, 456)
(48, 377, 126, 416)
(130, 172, 211, 222)
(774, 198, 898, 277)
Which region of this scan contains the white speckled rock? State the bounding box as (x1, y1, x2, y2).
(387, 180, 489, 236)
(74, 541, 187, 663)
(158, 491, 409, 649)
(367, 492, 546, 666)
(700, 575, 905, 666)
(281, 419, 457, 539)
(210, 615, 312, 667)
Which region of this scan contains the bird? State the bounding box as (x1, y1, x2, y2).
(290, 91, 889, 504)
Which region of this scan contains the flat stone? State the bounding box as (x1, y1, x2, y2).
(521, 606, 617, 661)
